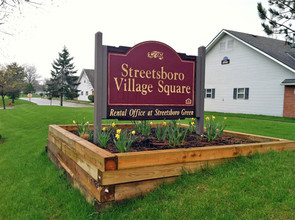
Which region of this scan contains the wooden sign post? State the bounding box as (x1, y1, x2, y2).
(94, 32, 205, 143)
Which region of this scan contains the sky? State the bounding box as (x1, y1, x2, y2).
(1, 0, 271, 81)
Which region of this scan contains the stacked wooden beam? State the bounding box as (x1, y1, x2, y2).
(46, 124, 295, 205)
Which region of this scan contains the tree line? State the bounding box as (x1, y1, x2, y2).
(0, 47, 80, 109)
(0, 62, 43, 109)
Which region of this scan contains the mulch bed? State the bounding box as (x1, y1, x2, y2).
(72, 128, 256, 153)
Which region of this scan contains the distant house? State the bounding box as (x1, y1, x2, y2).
(77, 69, 94, 101)
(205, 29, 295, 118)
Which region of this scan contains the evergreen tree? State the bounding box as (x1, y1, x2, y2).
(257, 0, 295, 45)
(47, 47, 79, 106)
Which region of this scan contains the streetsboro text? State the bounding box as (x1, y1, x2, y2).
(113, 63, 191, 96)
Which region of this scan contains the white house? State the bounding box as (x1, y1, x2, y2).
(77, 69, 94, 101)
(205, 29, 295, 118)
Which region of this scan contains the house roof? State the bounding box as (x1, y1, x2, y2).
(78, 69, 94, 88)
(281, 79, 295, 85)
(207, 29, 295, 72)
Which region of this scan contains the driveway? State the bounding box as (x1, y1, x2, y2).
(20, 98, 93, 107)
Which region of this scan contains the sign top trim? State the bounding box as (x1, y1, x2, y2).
(118, 41, 194, 63)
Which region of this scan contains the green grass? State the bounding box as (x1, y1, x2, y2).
(99, 152, 295, 219)
(204, 112, 295, 141)
(0, 96, 34, 108)
(0, 102, 295, 219)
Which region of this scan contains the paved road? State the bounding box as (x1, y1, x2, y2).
(20, 97, 93, 107)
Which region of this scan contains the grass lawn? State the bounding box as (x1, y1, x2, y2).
(0, 99, 295, 219)
(0, 96, 32, 108)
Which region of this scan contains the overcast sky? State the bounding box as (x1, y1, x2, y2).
(1, 0, 270, 81)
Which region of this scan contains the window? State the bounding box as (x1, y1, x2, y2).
(227, 39, 234, 49)
(233, 88, 249, 100)
(220, 42, 226, 51)
(205, 88, 215, 99)
(220, 40, 234, 51)
(81, 91, 83, 96)
(84, 80, 86, 83)
(86, 91, 88, 96)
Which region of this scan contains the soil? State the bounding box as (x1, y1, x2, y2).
(72, 128, 256, 153)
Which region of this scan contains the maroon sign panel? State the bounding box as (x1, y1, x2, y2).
(107, 41, 196, 120)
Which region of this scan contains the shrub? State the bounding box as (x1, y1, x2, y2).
(88, 94, 94, 103)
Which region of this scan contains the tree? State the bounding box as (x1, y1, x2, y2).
(47, 47, 79, 106)
(0, 62, 26, 108)
(23, 65, 40, 94)
(24, 82, 35, 94)
(257, 0, 295, 45)
(0, 0, 43, 26)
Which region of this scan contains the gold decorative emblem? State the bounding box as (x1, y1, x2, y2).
(147, 51, 164, 60)
(185, 98, 192, 105)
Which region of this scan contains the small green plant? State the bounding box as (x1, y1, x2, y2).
(188, 118, 196, 133)
(97, 126, 112, 148)
(114, 129, 136, 153)
(134, 120, 152, 136)
(167, 120, 188, 147)
(156, 121, 168, 141)
(73, 118, 91, 140)
(204, 116, 227, 141)
(89, 130, 94, 141)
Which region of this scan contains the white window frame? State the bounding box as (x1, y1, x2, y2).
(237, 88, 245, 99)
(205, 88, 215, 99)
(233, 88, 249, 100)
(220, 40, 234, 52)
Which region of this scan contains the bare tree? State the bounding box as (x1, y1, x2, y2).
(24, 64, 40, 86)
(0, 1, 40, 24)
(22, 64, 41, 94)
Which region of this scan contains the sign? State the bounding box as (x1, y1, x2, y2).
(107, 41, 196, 120)
(93, 32, 205, 143)
(221, 56, 230, 65)
(28, 93, 32, 102)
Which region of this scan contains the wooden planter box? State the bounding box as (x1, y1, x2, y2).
(46, 124, 295, 205)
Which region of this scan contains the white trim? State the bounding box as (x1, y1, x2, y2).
(77, 69, 85, 83)
(281, 83, 295, 86)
